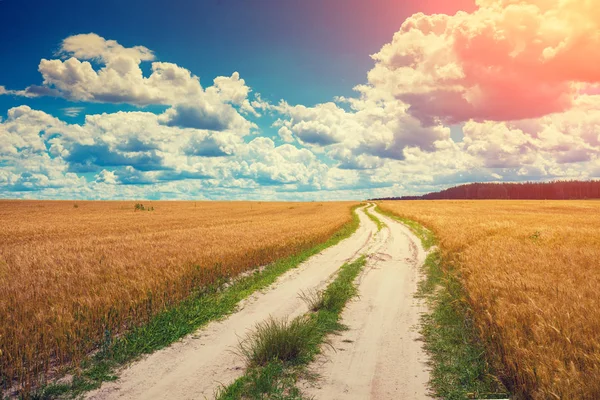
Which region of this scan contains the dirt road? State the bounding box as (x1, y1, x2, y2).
(87, 206, 378, 400)
(87, 205, 431, 400)
(301, 208, 431, 399)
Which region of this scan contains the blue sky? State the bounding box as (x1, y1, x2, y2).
(1, 0, 599, 200)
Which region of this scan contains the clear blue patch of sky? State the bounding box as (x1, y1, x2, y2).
(449, 124, 465, 142)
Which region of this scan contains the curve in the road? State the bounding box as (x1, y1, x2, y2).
(86, 205, 379, 400)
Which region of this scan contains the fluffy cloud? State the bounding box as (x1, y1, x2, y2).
(233, 137, 327, 188)
(67, 110, 249, 174)
(209, 72, 260, 116)
(463, 94, 600, 171)
(273, 84, 450, 168)
(0, 84, 52, 98)
(35, 34, 197, 104)
(37, 55, 202, 105)
(0, 106, 79, 156)
(368, 0, 600, 125)
(9, 34, 262, 135)
(0, 106, 88, 191)
(0, 106, 340, 196)
(60, 33, 155, 63)
(267, 0, 600, 189)
(157, 100, 253, 132)
(2, 102, 598, 199)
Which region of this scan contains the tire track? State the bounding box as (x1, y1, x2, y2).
(86, 206, 379, 400)
(300, 206, 432, 400)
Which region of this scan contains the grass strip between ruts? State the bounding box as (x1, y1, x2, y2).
(363, 205, 385, 231)
(216, 255, 367, 400)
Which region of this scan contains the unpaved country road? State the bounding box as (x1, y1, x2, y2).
(87, 206, 379, 400)
(300, 207, 432, 399)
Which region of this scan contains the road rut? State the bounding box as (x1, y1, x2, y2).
(300, 207, 432, 399)
(87, 206, 378, 400)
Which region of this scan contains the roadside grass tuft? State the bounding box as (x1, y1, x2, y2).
(30, 206, 363, 399)
(297, 289, 324, 312)
(217, 256, 367, 399)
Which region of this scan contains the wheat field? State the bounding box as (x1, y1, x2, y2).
(378, 200, 600, 400)
(0, 200, 355, 394)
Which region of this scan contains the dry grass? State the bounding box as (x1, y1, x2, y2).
(0, 200, 355, 394)
(378, 200, 600, 400)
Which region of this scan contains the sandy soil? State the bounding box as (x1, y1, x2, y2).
(300, 207, 432, 400)
(86, 206, 378, 400)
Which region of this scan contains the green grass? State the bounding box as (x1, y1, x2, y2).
(374, 205, 436, 250)
(418, 251, 508, 399)
(364, 206, 385, 231)
(29, 205, 363, 400)
(375, 204, 508, 400)
(216, 361, 304, 400)
(216, 256, 367, 399)
(238, 316, 323, 368)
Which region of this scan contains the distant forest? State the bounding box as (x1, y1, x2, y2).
(375, 181, 600, 200)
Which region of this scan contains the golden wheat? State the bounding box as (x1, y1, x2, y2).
(0, 200, 355, 394)
(379, 200, 600, 400)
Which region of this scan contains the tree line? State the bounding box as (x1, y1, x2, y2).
(374, 180, 600, 200)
